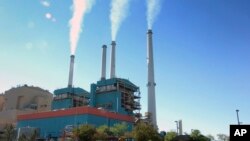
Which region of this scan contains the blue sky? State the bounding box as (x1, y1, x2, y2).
(1, 0, 250, 138)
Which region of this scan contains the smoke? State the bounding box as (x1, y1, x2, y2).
(110, 0, 130, 41)
(69, 0, 95, 55)
(147, 0, 161, 29)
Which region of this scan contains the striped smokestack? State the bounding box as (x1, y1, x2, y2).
(101, 45, 107, 80)
(110, 41, 116, 78)
(147, 29, 157, 128)
(68, 55, 75, 88)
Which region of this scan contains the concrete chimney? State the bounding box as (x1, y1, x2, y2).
(110, 41, 116, 78)
(101, 45, 107, 80)
(147, 29, 157, 128)
(179, 120, 183, 135)
(68, 55, 75, 88)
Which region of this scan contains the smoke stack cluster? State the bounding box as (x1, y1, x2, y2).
(110, 41, 116, 78)
(101, 45, 107, 80)
(68, 55, 75, 88)
(147, 29, 157, 128)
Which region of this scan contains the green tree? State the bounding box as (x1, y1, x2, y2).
(190, 129, 210, 141)
(97, 125, 113, 136)
(29, 130, 38, 141)
(164, 131, 177, 141)
(124, 131, 133, 139)
(110, 122, 128, 137)
(217, 134, 229, 141)
(206, 134, 214, 141)
(94, 125, 109, 140)
(73, 124, 96, 141)
(18, 134, 27, 141)
(190, 129, 201, 140)
(132, 122, 162, 141)
(3, 124, 15, 141)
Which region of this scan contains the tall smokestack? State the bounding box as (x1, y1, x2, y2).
(101, 45, 107, 80)
(147, 29, 157, 128)
(68, 55, 75, 88)
(179, 120, 183, 135)
(110, 41, 116, 78)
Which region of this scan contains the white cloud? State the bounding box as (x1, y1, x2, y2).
(41, 0, 50, 7)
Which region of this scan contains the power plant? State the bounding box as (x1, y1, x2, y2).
(16, 38, 148, 139)
(9, 28, 159, 140)
(14, 10, 158, 141)
(0, 0, 163, 140)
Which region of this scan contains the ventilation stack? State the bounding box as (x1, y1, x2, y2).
(101, 45, 107, 80)
(179, 120, 183, 135)
(68, 55, 75, 88)
(110, 41, 116, 78)
(147, 29, 157, 128)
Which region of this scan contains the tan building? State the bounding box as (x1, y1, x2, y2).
(0, 85, 53, 131)
(0, 95, 4, 111)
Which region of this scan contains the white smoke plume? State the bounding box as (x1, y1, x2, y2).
(69, 0, 95, 55)
(110, 0, 130, 41)
(147, 0, 161, 29)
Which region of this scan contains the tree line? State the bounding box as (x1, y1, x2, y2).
(1, 123, 229, 141)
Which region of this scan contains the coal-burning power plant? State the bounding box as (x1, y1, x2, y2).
(16, 0, 160, 139)
(16, 40, 143, 139)
(16, 30, 158, 139)
(17, 10, 157, 140)
(16, 29, 158, 140)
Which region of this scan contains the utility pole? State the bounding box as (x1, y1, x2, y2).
(236, 109, 240, 125)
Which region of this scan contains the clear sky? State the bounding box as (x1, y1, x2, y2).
(1, 0, 250, 138)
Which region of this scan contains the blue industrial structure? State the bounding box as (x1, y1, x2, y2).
(17, 39, 144, 140)
(52, 87, 89, 110)
(17, 78, 141, 140)
(90, 78, 141, 115)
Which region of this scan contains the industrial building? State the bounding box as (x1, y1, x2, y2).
(17, 41, 142, 140)
(0, 85, 52, 132)
(16, 27, 157, 140)
(17, 78, 141, 139)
